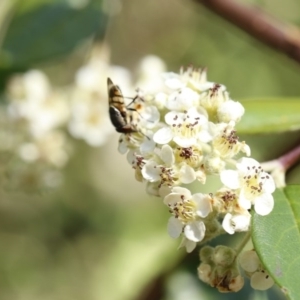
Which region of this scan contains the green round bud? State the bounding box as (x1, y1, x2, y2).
(199, 245, 214, 263)
(213, 245, 236, 267)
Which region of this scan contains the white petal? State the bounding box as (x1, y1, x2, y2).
(220, 170, 240, 189)
(179, 164, 196, 184)
(160, 144, 175, 166)
(254, 193, 274, 216)
(193, 194, 212, 218)
(166, 88, 198, 111)
(146, 182, 159, 196)
(154, 92, 167, 109)
(173, 136, 197, 148)
(231, 213, 251, 232)
(141, 161, 160, 182)
(140, 106, 160, 127)
(261, 173, 276, 193)
(164, 192, 185, 205)
(198, 129, 212, 143)
(222, 213, 235, 234)
(171, 186, 192, 198)
(184, 221, 206, 242)
(167, 216, 183, 239)
(165, 111, 180, 125)
(218, 100, 244, 123)
(118, 138, 128, 154)
(242, 144, 251, 156)
(140, 139, 156, 155)
(237, 157, 259, 173)
(158, 185, 171, 198)
(153, 127, 173, 144)
(163, 72, 185, 89)
(195, 169, 206, 184)
(238, 192, 252, 210)
(126, 150, 135, 164)
(179, 237, 197, 253)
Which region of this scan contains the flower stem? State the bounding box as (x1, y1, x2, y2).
(234, 231, 251, 255)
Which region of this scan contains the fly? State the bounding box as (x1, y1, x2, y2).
(107, 77, 138, 134)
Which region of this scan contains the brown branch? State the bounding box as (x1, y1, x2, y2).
(194, 0, 300, 64)
(278, 143, 300, 171)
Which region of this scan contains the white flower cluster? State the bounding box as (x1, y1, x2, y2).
(2, 46, 167, 191)
(113, 66, 276, 252)
(5, 70, 70, 190)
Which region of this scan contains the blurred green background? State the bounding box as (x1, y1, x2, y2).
(0, 0, 299, 299)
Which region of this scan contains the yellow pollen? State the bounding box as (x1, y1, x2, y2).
(243, 166, 264, 197)
(169, 197, 197, 223)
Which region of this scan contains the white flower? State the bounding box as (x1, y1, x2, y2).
(18, 143, 39, 162)
(211, 121, 250, 158)
(164, 187, 212, 244)
(220, 157, 275, 215)
(203, 154, 226, 174)
(135, 105, 160, 129)
(167, 215, 206, 242)
(162, 67, 214, 92)
(7, 70, 50, 102)
(141, 145, 199, 186)
(217, 100, 245, 123)
(76, 60, 107, 92)
(222, 212, 251, 234)
(68, 89, 113, 146)
(135, 55, 167, 94)
(76, 54, 132, 96)
(29, 92, 69, 138)
(162, 72, 186, 90)
(142, 160, 162, 182)
(18, 131, 69, 167)
(154, 92, 168, 110)
(180, 66, 213, 92)
(198, 83, 228, 120)
(174, 145, 203, 168)
(7, 70, 69, 138)
(166, 88, 199, 111)
(213, 187, 247, 214)
(153, 107, 212, 147)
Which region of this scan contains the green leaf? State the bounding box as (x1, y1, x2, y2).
(237, 99, 300, 134)
(252, 186, 300, 300)
(0, 2, 108, 67)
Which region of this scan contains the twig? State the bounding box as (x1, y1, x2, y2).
(278, 143, 300, 170)
(0, 0, 17, 52)
(194, 0, 300, 65)
(262, 142, 300, 187)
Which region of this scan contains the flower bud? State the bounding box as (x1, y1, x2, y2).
(199, 246, 214, 263)
(203, 154, 225, 174)
(251, 271, 274, 290)
(213, 245, 236, 267)
(212, 267, 243, 292)
(239, 250, 260, 273)
(197, 263, 211, 283)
